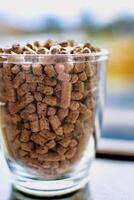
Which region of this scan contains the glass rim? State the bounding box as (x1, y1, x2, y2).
(0, 48, 109, 64)
(0, 48, 109, 57)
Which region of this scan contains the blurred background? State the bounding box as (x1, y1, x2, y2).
(0, 0, 134, 151)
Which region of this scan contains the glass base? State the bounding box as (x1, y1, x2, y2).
(13, 172, 89, 197)
(7, 134, 95, 197)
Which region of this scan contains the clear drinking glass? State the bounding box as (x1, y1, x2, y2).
(0, 49, 108, 196)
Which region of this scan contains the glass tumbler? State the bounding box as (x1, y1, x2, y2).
(0, 49, 108, 196)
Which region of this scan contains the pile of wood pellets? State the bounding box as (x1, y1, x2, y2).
(0, 40, 100, 178)
(0, 39, 100, 54)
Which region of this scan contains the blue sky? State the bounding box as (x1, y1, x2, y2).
(0, 0, 134, 25)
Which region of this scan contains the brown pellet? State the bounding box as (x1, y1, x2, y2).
(57, 108, 68, 121)
(11, 65, 20, 74)
(44, 65, 56, 78)
(60, 82, 72, 108)
(39, 130, 56, 140)
(57, 73, 70, 82)
(49, 115, 61, 130)
(74, 63, 85, 73)
(39, 118, 50, 130)
(55, 126, 63, 136)
(55, 63, 64, 74)
(37, 102, 47, 118)
(36, 146, 48, 154)
(34, 92, 43, 101)
(71, 92, 83, 100)
(43, 86, 53, 95)
(47, 107, 56, 116)
(43, 96, 57, 106)
(12, 71, 25, 88)
(46, 140, 56, 149)
(20, 129, 31, 142)
(70, 101, 79, 111)
(31, 133, 46, 146)
(66, 110, 79, 124)
(32, 64, 42, 76)
(59, 138, 71, 148)
(21, 142, 34, 152)
(63, 123, 74, 134)
(30, 120, 40, 132)
(65, 147, 77, 159)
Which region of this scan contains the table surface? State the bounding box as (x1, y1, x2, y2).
(0, 152, 134, 200)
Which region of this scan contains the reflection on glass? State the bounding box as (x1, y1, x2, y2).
(9, 184, 90, 200)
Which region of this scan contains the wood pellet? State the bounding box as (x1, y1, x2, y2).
(0, 40, 100, 178)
